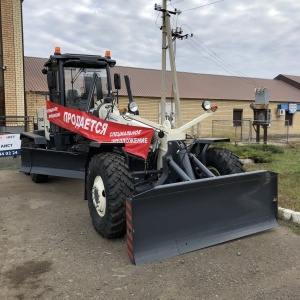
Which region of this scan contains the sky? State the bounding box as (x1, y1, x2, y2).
(22, 0, 300, 79)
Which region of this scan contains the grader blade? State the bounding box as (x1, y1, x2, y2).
(126, 170, 278, 265)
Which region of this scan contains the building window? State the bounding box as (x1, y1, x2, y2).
(285, 113, 293, 126)
(233, 109, 243, 126)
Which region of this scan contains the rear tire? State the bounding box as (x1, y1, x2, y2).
(204, 147, 245, 176)
(21, 137, 35, 175)
(87, 152, 134, 238)
(21, 137, 49, 183)
(30, 173, 49, 183)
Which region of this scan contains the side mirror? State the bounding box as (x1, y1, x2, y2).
(47, 71, 56, 90)
(114, 73, 121, 90)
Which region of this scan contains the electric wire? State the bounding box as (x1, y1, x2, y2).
(169, 2, 247, 81)
(181, 0, 224, 13)
(172, 0, 257, 84)
(191, 35, 261, 86)
(155, 11, 161, 29)
(168, 0, 185, 6)
(177, 20, 262, 87)
(185, 39, 238, 77)
(185, 39, 261, 88)
(187, 38, 261, 87)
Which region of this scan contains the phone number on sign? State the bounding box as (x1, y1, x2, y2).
(0, 150, 20, 157)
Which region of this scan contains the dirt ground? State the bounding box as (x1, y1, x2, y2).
(1, 160, 300, 300)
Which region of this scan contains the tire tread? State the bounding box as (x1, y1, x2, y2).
(205, 147, 245, 175)
(87, 152, 133, 238)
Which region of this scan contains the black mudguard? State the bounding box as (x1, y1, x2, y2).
(126, 170, 278, 264)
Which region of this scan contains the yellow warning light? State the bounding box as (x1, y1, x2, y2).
(54, 46, 61, 55)
(105, 50, 111, 58)
(119, 107, 128, 115)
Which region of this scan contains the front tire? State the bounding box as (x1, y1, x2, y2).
(204, 147, 245, 176)
(87, 152, 134, 238)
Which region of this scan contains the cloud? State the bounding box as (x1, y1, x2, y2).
(23, 0, 300, 78)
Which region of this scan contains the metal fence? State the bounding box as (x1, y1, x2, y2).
(212, 119, 293, 144)
(0, 116, 34, 134)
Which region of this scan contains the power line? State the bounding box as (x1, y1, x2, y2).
(185, 39, 237, 77)
(182, 0, 224, 13)
(179, 24, 261, 87)
(184, 39, 261, 88)
(190, 36, 261, 87)
(155, 11, 161, 28)
(168, 0, 185, 6)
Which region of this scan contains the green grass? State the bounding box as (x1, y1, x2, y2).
(279, 220, 300, 236)
(217, 142, 300, 212)
(216, 143, 284, 162)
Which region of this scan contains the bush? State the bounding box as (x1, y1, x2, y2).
(214, 143, 284, 163)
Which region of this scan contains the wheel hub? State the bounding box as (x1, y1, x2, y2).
(92, 175, 106, 217)
(207, 166, 221, 176)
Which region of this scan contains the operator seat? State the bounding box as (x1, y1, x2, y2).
(66, 89, 79, 108)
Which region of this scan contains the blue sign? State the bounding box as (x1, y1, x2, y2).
(278, 103, 300, 114)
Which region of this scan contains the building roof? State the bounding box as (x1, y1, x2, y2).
(24, 57, 48, 92)
(24, 56, 300, 103)
(274, 74, 300, 91)
(276, 74, 300, 84)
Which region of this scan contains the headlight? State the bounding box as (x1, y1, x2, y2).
(202, 100, 211, 111)
(128, 101, 139, 113)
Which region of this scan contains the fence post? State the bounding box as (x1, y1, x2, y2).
(240, 122, 243, 141)
(191, 125, 194, 137)
(287, 120, 289, 143)
(197, 123, 201, 137)
(250, 120, 252, 144)
(234, 126, 237, 145)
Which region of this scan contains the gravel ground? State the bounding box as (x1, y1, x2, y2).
(0, 159, 300, 300)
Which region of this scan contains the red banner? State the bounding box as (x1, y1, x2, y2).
(46, 101, 153, 159)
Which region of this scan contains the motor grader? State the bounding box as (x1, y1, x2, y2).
(20, 46, 278, 264)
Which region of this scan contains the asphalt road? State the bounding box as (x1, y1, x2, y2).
(1, 167, 300, 300)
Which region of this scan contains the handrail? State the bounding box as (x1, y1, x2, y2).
(0, 115, 34, 132)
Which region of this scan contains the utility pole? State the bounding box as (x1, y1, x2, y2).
(156, 0, 183, 127)
(165, 12, 182, 127)
(160, 0, 167, 125)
